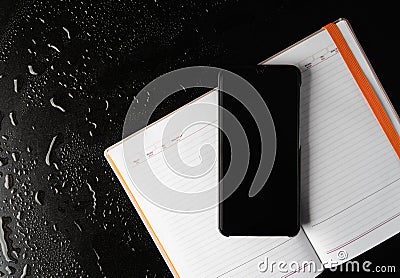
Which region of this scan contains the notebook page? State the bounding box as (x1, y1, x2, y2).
(265, 21, 400, 266)
(105, 90, 322, 277)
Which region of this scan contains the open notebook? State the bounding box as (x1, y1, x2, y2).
(105, 19, 400, 277)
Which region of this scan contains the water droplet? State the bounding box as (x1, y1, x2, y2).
(0, 217, 12, 262)
(9, 111, 17, 126)
(48, 44, 60, 53)
(34, 190, 44, 205)
(93, 248, 104, 274)
(11, 250, 18, 258)
(50, 97, 66, 112)
(5, 265, 15, 275)
(86, 182, 96, 213)
(13, 79, 18, 93)
(20, 264, 30, 278)
(28, 65, 38, 75)
(0, 157, 8, 166)
(4, 174, 13, 189)
(73, 221, 82, 232)
(45, 135, 57, 166)
(89, 121, 97, 129)
(11, 152, 19, 162)
(62, 27, 71, 39)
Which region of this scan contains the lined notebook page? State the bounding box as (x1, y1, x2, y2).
(265, 20, 400, 265)
(106, 90, 322, 277)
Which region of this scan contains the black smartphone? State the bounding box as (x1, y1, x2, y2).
(218, 65, 301, 237)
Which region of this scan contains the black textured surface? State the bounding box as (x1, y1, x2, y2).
(0, 1, 399, 277)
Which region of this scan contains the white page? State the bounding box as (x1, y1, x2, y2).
(265, 19, 400, 266)
(105, 90, 322, 277)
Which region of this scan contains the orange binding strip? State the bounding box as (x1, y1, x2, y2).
(106, 153, 181, 278)
(324, 23, 400, 159)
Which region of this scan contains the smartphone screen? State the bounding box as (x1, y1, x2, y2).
(218, 65, 300, 237)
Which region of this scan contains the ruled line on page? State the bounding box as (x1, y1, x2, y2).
(326, 211, 400, 254)
(311, 177, 400, 227)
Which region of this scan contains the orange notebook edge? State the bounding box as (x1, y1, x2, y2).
(104, 150, 181, 278)
(324, 20, 400, 159)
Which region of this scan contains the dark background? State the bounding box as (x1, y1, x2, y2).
(0, 0, 399, 277)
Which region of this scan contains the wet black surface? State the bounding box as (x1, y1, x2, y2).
(1, 0, 400, 277)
